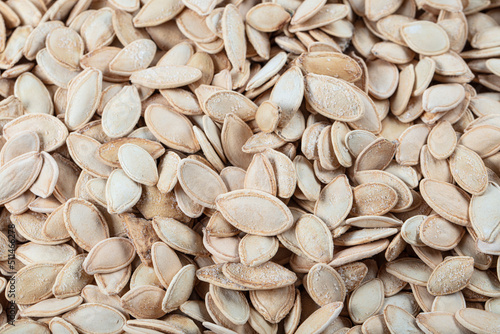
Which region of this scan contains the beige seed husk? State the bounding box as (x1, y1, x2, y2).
(216, 189, 293, 236)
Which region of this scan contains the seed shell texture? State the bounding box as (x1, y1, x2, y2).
(216, 189, 293, 236)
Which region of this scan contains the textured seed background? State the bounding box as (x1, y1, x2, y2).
(0, 0, 498, 333)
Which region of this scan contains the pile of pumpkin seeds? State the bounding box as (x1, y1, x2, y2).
(1, 0, 500, 332)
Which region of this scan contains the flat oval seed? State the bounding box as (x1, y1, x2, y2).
(391, 64, 415, 117)
(210, 285, 250, 325)
(63, 303, 126, 334)
(145, 104, 200, 153)
(99, 138, 163, 168)
(367, 59, 399, 99)
(46, 27, 84, 70)
(249, 286, 294, 324)
(246, 3, 290, 32)
(157, 151, 181, 194)
(121, 285, 166, 319)
(222, 262, 297, 290)
(64, 68, 102, 131)
(263, 148, 297, 198)
(355, 170, 413, 212)
(427, 256, 474, 296)
(244, 153, 277, 195)
(37, 48, 80, 88)
(307, 263, 346, 306)
(205, 232, 238, 262)
(131, 65, 202, 89)
(81, 8, 115, 52)
(66, 133, 113, 178)
(330, 121, 352, 168)
(351, 183, 398, 216)
(413, 57, 436, 97)
(471, 26, 500, 49)
(371, 42, 415, 65)
(8, 263, 63, 305)
(162, 88, 202, 116)
(427, 120, 457, 159)
(204, 90, 257, 123)
(24, 21, 64, 61)
(348, 279, 384, 324)
(21, 296, 83, 318)
(346, 216, 402, 228)
(162, 264, 196, 312)
(0, 25, 32, 70)
(460, 125, 500, 158)
(290, 0, 325, 24)
(432, 292, 465, 313)
(401, 215, 426, 247)
(94, 265, 132, 296)
(15, 243, 76, 265)
(0, 130, 39, 165)
(334, 228, 398, 247)
(14, 72, 53, 115)
(196, 263, 248, 291)
(416, 312, 473, 334)
(220, 113, 254, 168)
(314, 175, 353, 230)
(345, 130, 378, 157)
(151, 242, 182, 288)
(255, 101, 281, 134)
(305, 73, 364, 121)
(82, 237, 135, 275)
(401, 21, 450, 56)
(270, 66, 304, 126)
(295, 214, 333, 263)
(63, 198, 109, 252)
(470, 182, 500, 243)
(468, 268, 500, 297)
(105, 169, 142, 214)
(384, 305, 422, 334)
(53, 255, 93, 299)
(0, 152, 42, 205)
(177, 158, 227, 209)
(102, 86, 141, 138)
(420, 145, 453, 183)
(109, 39, 156, 75)
(42, 204, 70, 242)
(297, 52, 361, 82)
(420, 178, 470, 226)
(419, 215, 464, 251)
(295, 302, 344, 334)
(423, 84, 465, 114)
(175, 183, 203, 218)
(133, 0, 184, 27)
(294, 155, 321, 201)
(3, 114, 68, 152)
(11, 211, 58, 245)
(449, 145, 488, 195)
(354, 138, 396, 172)
(216, 189, 293, 236)
(152, 217, 206, 256)
(246, 52, 287, 91)
(386, 258, 432, 286)
(222, 5, 246, 72)
(455, 308, 500, 334)
(239, 234, 278, 267)
(118, 143, 158, 186)
(396, 124, 429, 166)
